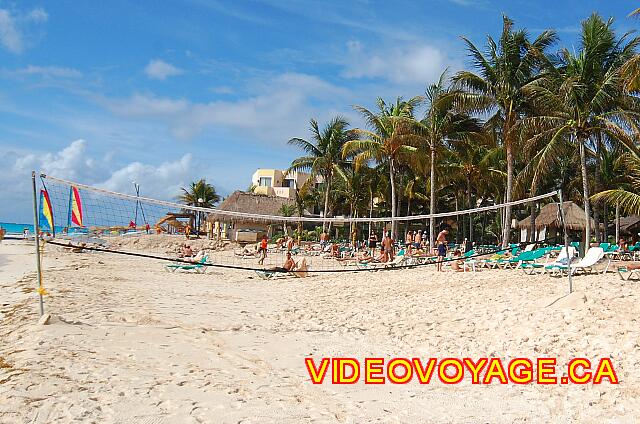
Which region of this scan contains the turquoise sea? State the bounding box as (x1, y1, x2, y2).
(0, 222, 34, 235)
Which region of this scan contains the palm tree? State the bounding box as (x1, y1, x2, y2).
(419, 70, 483, 247)
(178, 178, 221, 234)
(288, 117, 355, 232)
(344, 96, 422, 240)
(335, 163, 369, 243)
(592, 149, 640, 228)
(523, 13, 640, 249)
(453, 15, 557, 247)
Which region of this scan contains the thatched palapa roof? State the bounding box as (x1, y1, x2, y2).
(207, 191, 295, 224)
(617, 215, 640, 234)
(517, 201, 601, 231)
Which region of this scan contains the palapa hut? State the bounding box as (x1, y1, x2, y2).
(517, 201, 601, 243)
(207, 191, 295, 242)
(616, 215, 640, 238)
(155, 213, 190, 234)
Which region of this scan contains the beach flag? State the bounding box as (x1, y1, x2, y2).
(68, 186, 84, 227)
(39, 189, 54, 233)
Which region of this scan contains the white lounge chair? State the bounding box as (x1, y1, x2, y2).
(569, 247, 605, 275)
(543, 246, 577, 275)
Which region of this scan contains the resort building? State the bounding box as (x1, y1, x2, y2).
(207, 190, 296, 242)
(251, 169, 321, 199)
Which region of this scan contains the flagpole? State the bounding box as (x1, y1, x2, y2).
(31, 171, 45, 316)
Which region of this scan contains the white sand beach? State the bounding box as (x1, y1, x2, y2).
(1, 240, 639, 423)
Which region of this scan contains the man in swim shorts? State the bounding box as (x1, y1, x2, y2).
(436, 228, 449, 271)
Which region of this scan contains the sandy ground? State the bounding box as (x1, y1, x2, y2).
(1, 239, 639, 423)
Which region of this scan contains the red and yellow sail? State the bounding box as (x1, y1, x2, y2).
(70, 186, 83, 227)
(39, 189, 54, 231)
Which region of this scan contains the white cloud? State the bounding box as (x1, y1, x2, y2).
(26, 8, 48, 23)
(0, 7, 48, 53)
(14, 65, 82, 78)
(342, 41, 453, 85)
(2, 140, 207, 221)
(13, 139, 98, 183)
(98, 154, 195, 201)
(98, 72, 351, 142)
(100, 93, 188, 116)
(0, 10, 23, 53)
(144, 59, 184, 80)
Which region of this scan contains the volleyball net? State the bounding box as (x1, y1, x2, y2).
(34, 172, 562, 273)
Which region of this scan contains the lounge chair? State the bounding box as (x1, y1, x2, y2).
(618, 266, 640, 281)
(560, 247, 605, 275)
(255, 259, 309, 280)
(500, 247, 544, 269)
(513, 249, 548, 273)
(481, 246, 519, 269)
(165, 256, 208, 273)
(542, 246, 577, 275)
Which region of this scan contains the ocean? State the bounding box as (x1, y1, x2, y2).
(0, 222, 34, 235)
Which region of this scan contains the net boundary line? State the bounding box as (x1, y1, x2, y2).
(44, 237, 563, 274)
(40, 173, 558, 223)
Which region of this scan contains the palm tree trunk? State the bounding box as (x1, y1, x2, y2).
(603, 202, 608, 242)
(454, 196, 460, 244)
(615, 201, 620, 243)
(593, 136, 602, 243)
(349, 203, 354, 245)
(481, 208, 487, 245)
(467, 176, 473, 242)
(529, 202, 536, 242)
(406, 196, 412, 239)
(579, 138, 592, 250)
(369, 186, 374, 238)
(502, 133, 514, 248)
(429, 145, 436, 249)
(389, 157, 397, 240)
(322, 175, 332, 232)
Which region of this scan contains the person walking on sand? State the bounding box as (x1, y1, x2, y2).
(258, 235, 268, 265)
(436, 228, 449, 271)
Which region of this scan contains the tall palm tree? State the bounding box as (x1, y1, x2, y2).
(453, 15, 557, 247)
(288, 116, 356, 232)
(178, 178, 221, 233)
(344, 96, 422, 240)
(335, 163, 369, 243)
(523, 13, 640, 249)
(419, 70, 483, 247)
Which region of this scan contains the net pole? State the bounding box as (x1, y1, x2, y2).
(31, 171, 45, 317)
(557, 189, 573, 293)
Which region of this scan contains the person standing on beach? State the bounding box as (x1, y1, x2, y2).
(436, 228, 449, 271)
(368, 231, 378, 256)
(413, 230, 422, 249)
(383, 231, 395, 261)
(320, 231, 328, 248)
(258, 235, 268, 265)
(405, 230, 413, 255)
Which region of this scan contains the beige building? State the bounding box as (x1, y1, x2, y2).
(251, 169, 320, 199)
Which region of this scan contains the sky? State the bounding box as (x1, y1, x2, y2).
(0, 0, 638, 222)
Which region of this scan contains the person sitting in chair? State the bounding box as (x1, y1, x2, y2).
(269, 252, 297, 273)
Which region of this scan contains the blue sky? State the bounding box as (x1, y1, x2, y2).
(0, 0, 638, 222)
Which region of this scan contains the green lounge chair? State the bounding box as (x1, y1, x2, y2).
(165, 256, 208, 273)
(514, 249, 549, 273)
(618, 266, 640, 281)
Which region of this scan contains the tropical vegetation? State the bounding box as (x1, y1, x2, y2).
(283, 10, 640, 250)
